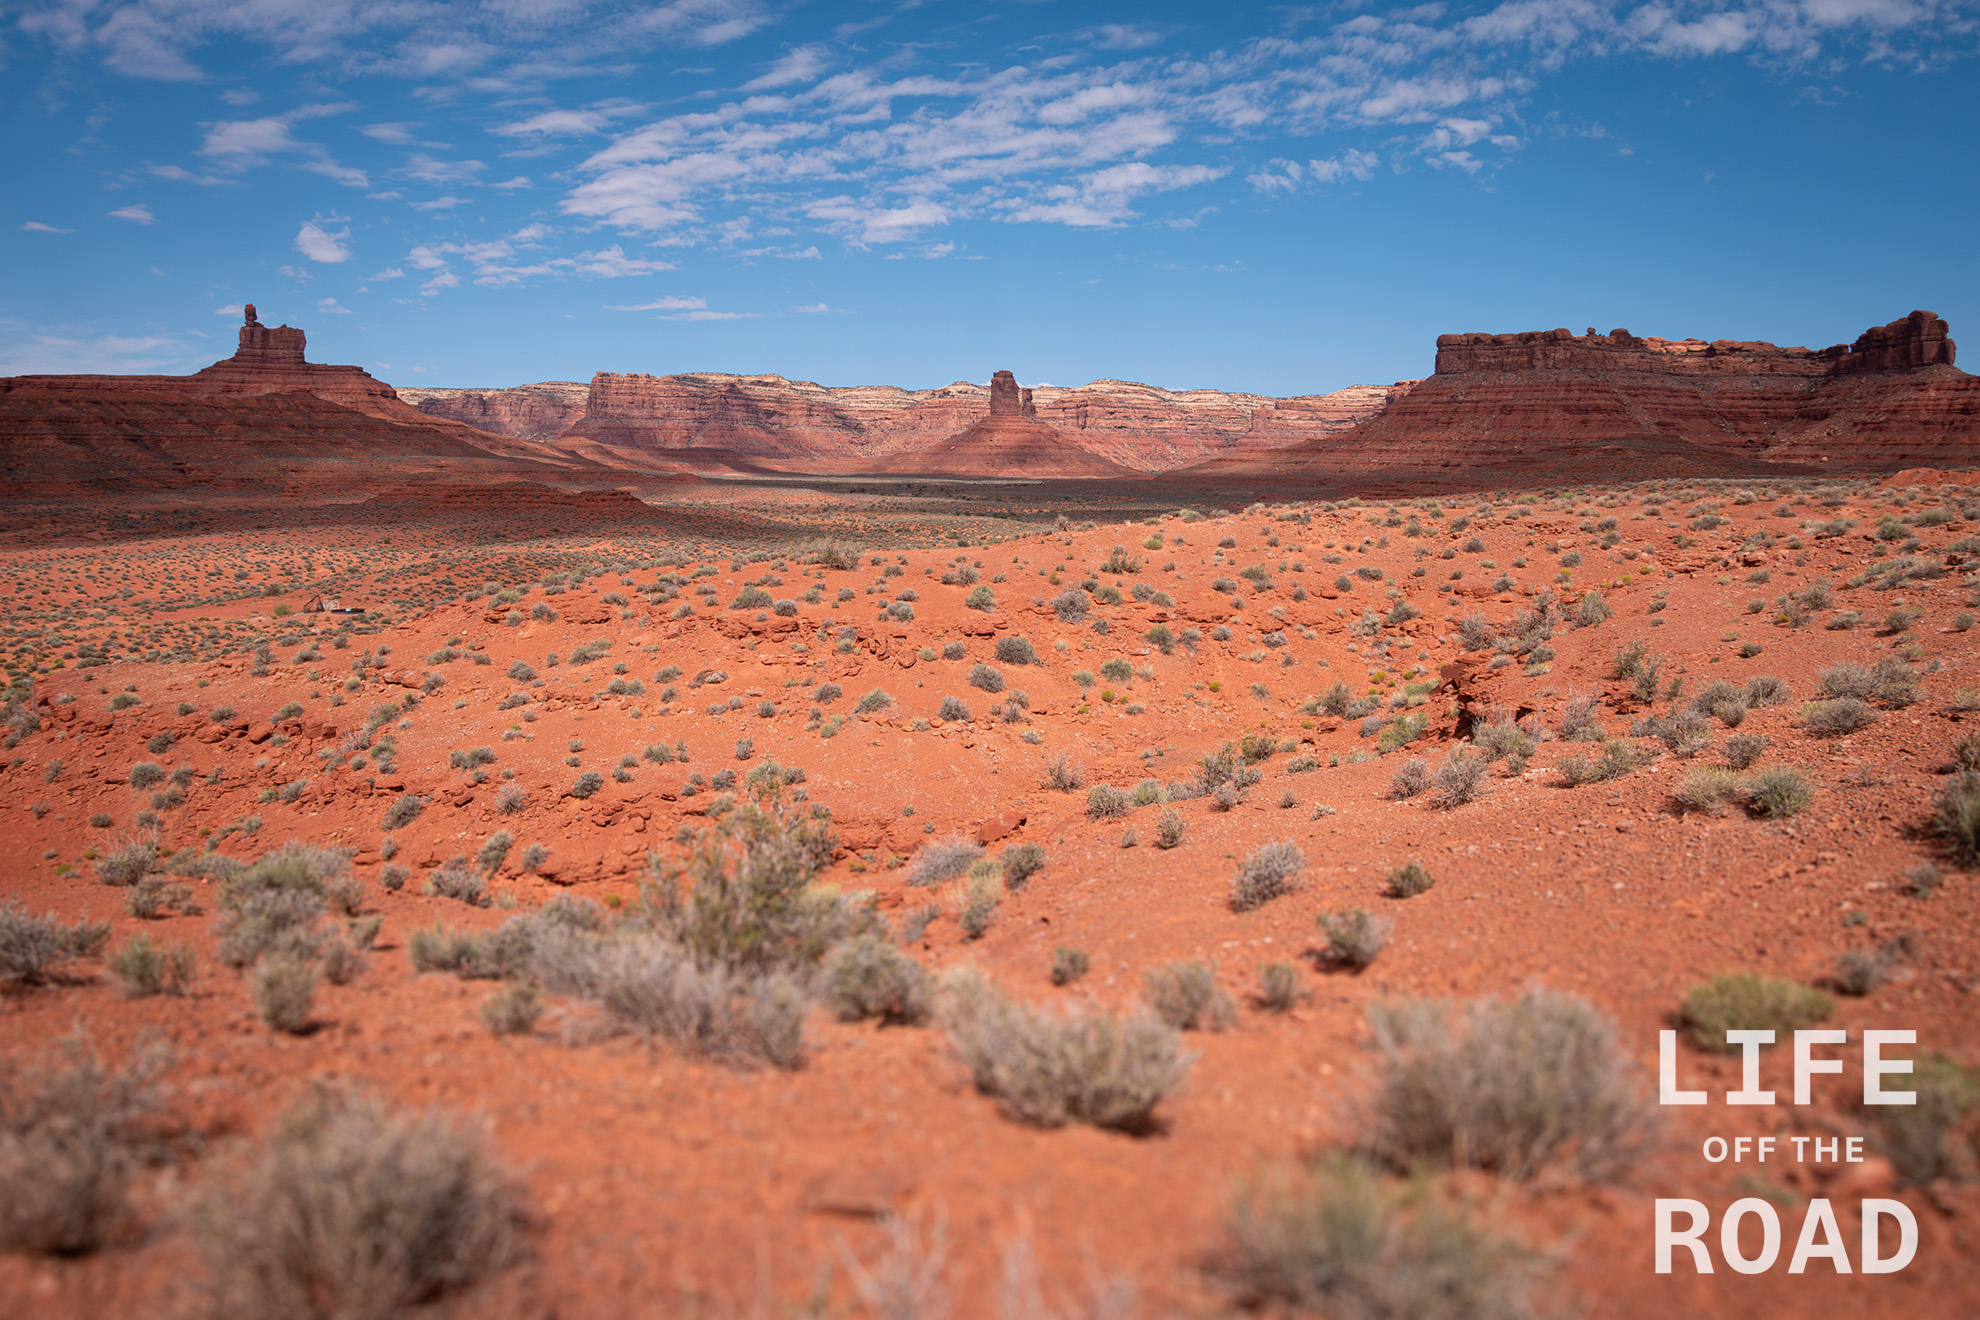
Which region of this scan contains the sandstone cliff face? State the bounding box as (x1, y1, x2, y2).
(1191, 310, 1975, 488)
(0, 310, 691, 500)
(482, 370, 1395, 473)
(397, 382, 590, 442)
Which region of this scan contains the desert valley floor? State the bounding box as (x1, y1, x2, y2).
(3, 475, 1979, 1318)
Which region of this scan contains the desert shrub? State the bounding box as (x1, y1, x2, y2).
(638, 775, 867, 977)
(1044, 754, 1084, 791)
(1877, 1056, 1980, 1185)
(477, 830, 514, 875)
(190, 1088, 530, 1318)
(1428, 749, 1488, 809)
(939, 970, 1190, 1133)
(1154, 807, 1185, 849)
(937, 695, 970, 722)
(1220, 1156, 1549, 1320)
(907, 836, 983, 888)
(1377, 713, 1428, 754)
(1385, 861, 1434, 899)
(213, 842, 350, 968)
(1801, 697, 1877, 736)
(0, 1037, 166, 1255)
(250, 954, 317, 1033)
(1930, 771, 1980, 865)
(1573, 591, 1610, 627)
(1818, 662, 1876, 701)
(1746, 765, 1814, 818)
(1674, 765, 1743, 815)
(967, 663, 1005, 694)
(965, 585, 996, 611)
(1255, 963, 1302, 1012)
(480, 982, 542, 1037)
(1679, 973, 1832, 1052)
(1457, 612, 1494, 650)
(1050, 948, 1089, 986)
(1744, 674, 1791, 707)
(1387, 756, 1427, 800)
(804, 538, 863, 570)
(853, 688, 893, 714)
(424, 858, 489, 907)
(1230, 841, 1304, 912)
(1317, 909, 1393, 969)
(448, 746, 497, 771)
(109, 933, 195, 997)
(1639, 708, 1718, 759)
(1051, 588, 1090, 621)
(822, 936, 929, 1025)
(994, 636, 1039, 666)
(1086, 785, 1131, 821)
(1723, 732, 1768, 769)
(1000, 843, 1046, 889)
(494, 783, 527, 815)
(813, 682, 843, 704)
(1558, 694, 1602, 741)
(575, 936, 809, 1068)
(1143, 961, 1236, 1032)
(381, 794, 426, 830)
(1558, 739, 1652, 786)
(1474, 718, 1536, 764)
(93, 834, 158, 887)
(1361, 989, 1656, 1181)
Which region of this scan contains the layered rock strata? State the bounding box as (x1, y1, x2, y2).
(1198, 309, 1975, 484)
(0, 307, 693, 499)
(397, 381, 590, 442)
(421, 370, 1397, 472)
(1, 307, 407, 420)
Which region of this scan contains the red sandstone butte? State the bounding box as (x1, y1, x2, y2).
(0, 306, 701, 500)
(1195, 309, 1978, 487)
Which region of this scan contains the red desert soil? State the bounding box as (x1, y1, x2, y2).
(2, 476, 1979, 1317)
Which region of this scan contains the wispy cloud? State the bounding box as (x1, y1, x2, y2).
(198, 101, 368, 187)
(108, 203, 155, 224)
(607, 295, 707, 311)
(21, 221, 73, 233)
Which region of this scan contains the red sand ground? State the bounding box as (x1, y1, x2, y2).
(2, 474, 1979, 1317)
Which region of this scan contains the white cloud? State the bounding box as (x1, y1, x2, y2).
(491, 176, 534, 191)
(410, 195, 467, 211)
(743, 45, 832, 91)
(421, 270, 461, 296)
(361, 122, 417, 144)
(807, 197, 950, 244)
(406, 153, 484, 184)
(637, 0, 770, 47)
(369, 267, 406, 280)
(0, 331, 189, 376)
(108, 204, 155, 224)
(317, 297, 353, 314)
(21, 221, 72, 233)
(792, 302, 829, 313)
(1086, 24, 1166, 50)
(1249, 148, 1382, 191)
(196, 102, 367, 187)
(607, 296, 707, 311)
(1007, 163, 1228, 227)
(214, 304, 244, 317)
(295, 219, 353, 263)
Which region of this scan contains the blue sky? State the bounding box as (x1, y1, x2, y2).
(2, 0, 1975, 395)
